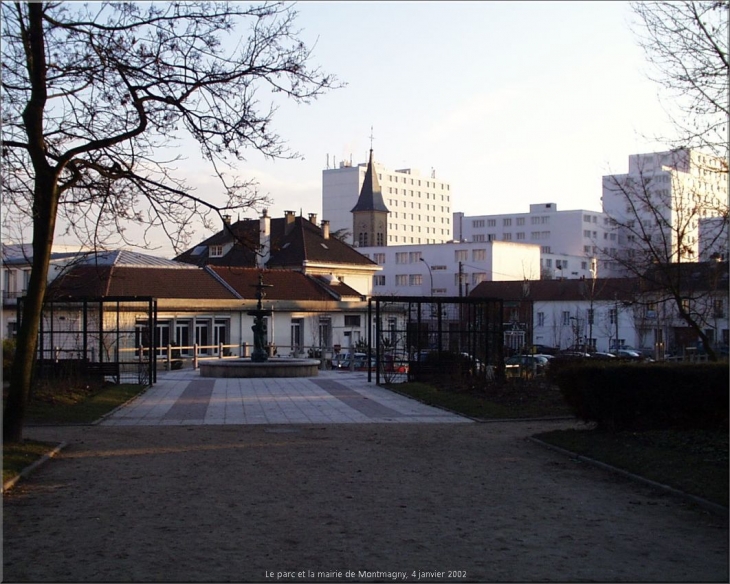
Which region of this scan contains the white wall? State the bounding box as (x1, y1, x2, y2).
(359, 240, 540, 297)
(323, 160, 453, 245)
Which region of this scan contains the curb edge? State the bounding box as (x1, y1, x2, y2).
(2, 441, 68, 494)
(528, 436, 729, 517)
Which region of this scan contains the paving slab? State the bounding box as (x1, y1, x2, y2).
(101, 368, 471, 426)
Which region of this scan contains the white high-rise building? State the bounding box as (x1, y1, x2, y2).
(602, 148, 728, 265)
(322, 154, 453, 246)
(454, 203, 614, 279)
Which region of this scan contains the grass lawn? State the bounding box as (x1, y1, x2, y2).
(26, 382, 146, 425)
(388, 379, 573, 419)
(534, 428, 729, 507)
(3, 440, 59, 484)
(3, 381, 147, 487)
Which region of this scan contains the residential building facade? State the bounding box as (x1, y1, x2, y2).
(602, 148, 728, 268)
(454, 203, 615, 280)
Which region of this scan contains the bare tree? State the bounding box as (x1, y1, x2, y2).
(602, 151, 728, 359)
(631, 0, 729, 161)
(1, 1, 338, 441)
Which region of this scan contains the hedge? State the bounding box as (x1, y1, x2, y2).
(551, 362, 729, 431)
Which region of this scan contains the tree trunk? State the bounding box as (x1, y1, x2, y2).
(3, 175, 59, 443)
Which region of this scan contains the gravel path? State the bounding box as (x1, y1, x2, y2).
(3, 421, 727, 583)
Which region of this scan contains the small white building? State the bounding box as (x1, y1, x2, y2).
(359, 240, 541, 297)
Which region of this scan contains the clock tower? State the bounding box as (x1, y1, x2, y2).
(351, 149, 389, 247)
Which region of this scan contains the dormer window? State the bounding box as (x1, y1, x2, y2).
(209, 244, 224, 258)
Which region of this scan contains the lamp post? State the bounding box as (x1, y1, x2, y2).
(419, 257, 435, 319)
(419, 257, 433, 297)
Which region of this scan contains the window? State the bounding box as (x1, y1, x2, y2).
(473, 234, 485, 242)
(395, 252, 408, 264)
(537, 312, 545, 327)
(409, 251, 422, 263)
(487, 234, 496, 242)
(541, 246, 551, 254)
(487, 219, 496, 227)
(344, 315, 361, 327)
(472, 219, 485, 228)
(209, 244, 223, 257)
(503, 218, 512, 227)
(562, 311, 571, 326)
(473, 249, 486, 261)
(516, 232, 525, 240)
(455, 250, 468, 262)
(581, 261, 588, 270)
(545, 258, 552, 267)
(174, 320, 191, 355)
(609, 308, 617, 324)
(584, 230, 592, 238)
(503, 233, 512, 241)
(516, 217, 525, 226)
(318, 317, 332, 349)
(376, 233, 384, 246)
(395, 274, 408, 286)
(472, 273, 487, 285)
(374, 275, 386, 286)
(531, 217, 540, 225)
(213, 319, 229, 354)
(409, 274, 422, 286)
(584, 215, 591, 222)
(373, 253, 386, 265)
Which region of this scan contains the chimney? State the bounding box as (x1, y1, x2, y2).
(258, 209, 271, 268)
(321, 220, 330, 240)
(284, 210, 296, 235)
(308, 213, 318, 224)
(222, 214, 232, 227)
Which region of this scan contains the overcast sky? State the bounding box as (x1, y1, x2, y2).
(53, 1, 682, 256)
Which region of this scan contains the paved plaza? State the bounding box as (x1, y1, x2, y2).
(101, 368, 471, 426)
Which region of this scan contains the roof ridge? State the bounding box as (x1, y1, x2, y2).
(204, 265, 243, 299)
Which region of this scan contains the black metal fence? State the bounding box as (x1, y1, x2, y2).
(368, 296, 505, 384)
(20, 296, 157, 385)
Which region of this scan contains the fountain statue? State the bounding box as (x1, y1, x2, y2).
(199, 272, 320, 378)
(248, 274, 273, 362)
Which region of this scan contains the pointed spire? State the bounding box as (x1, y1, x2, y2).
(351, 149, 389, 213)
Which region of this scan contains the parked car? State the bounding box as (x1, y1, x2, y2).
(504, 355, 549, 378)
(383, 352, 409, 374)
(332, 352, 367, 369)
(589, 352, 617, 360)
(614, 349, 643, 360)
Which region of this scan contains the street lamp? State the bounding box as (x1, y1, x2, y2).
(419, 257, 433, 296)
(419, 257, 435, 319)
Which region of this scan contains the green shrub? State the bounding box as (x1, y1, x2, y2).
(552, 362, 729, 431)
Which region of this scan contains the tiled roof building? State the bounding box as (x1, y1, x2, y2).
(174, 210, 380, 296)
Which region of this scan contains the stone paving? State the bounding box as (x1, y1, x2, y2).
(101, 368, 471, 426)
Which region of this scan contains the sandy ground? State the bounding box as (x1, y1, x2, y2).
(3, 421, 728, 583)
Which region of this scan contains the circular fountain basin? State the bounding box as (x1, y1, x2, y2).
(199, 358, 320, 378)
